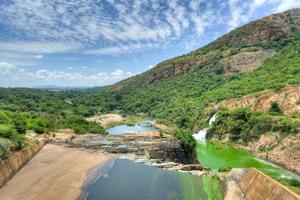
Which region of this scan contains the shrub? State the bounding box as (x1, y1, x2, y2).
(214, 65, 225, 75)
(174, 130, 196, 153)
(248, 113, 272, 134)
(27, 118, 48, 134)
(70, 117, 105, 134)
(13, 116, 27, 134)
(0, 125, 26, 150)
(87, 122, 105, 134)
(272, 116, 300, 134)
(288, 179, 300, 187)
(268, 102, 283, 115)
(0, 111, 10, 124)
(0, 138, 12, 159)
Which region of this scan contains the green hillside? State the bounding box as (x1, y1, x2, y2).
(0, 8, 300, 157)
(85, 31, 300, 130)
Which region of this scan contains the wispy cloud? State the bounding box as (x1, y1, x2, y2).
(275, 0, 300, 12)
(33, 54, 44, 59)
(0, 0, 221, 55)
(226, 0, 300, 30)
(0, 0, 298, 56)
(86, 43, 160, 55)
(0, 41, 81, 54)
(0, 61, 133, 86)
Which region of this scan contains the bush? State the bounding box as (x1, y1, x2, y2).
(27, 118, 48, 134)
(268, 102, 283, 115)
(0, 112, 10, 124)
(0, 138, 12, 159)
(174, 130, 196, 153)
(272, 116, 300, 133)
(209, 108, 300, 143)
(13, 116, 27, 134)
(0, 125, 26, 150)
(87, 122, 105, 134)
(70, 117, 105, 134)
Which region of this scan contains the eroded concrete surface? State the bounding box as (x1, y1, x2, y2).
(0, 144, 111, 200)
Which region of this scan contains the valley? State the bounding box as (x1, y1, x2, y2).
(0, 7, 300, 200)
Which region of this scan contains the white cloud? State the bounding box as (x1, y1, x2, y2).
(0, 62, 17, 70)
(33, 68, 132, 84)
(0, 0, 223, 56)
(86, 43, 160, 55)
(0, 61, 134, 86)
(0, 41, 80, 54)
(0, 0, 298, 57)
(33, 54, 43, 59)
(275, 0, 300, 12)
(226, 0, 300, 31)
(111, 69, 124, 77)
(0, 62, 17, 75)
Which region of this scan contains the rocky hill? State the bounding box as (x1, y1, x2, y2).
(112, 8, 300, 92)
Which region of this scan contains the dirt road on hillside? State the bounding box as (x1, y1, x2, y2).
(0, 144, 111, 200)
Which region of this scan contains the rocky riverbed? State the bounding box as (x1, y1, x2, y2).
(51, 131, 199, 166)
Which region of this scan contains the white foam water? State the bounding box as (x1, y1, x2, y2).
(193, 113, 217, 143)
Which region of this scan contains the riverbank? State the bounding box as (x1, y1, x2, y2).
(0, 144, 112, 200)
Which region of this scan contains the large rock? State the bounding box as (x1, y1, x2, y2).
(148, 141, 198, 164)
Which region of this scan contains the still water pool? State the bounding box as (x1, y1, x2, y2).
(82, 159, 224, 200)
(106, 120, 158, 135)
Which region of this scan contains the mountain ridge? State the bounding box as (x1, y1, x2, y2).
(111, 8, 300, 92)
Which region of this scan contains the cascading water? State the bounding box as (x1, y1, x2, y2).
(193, 113, 217, 142)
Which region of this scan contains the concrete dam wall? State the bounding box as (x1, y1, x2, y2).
(226, 168, 299, 200)
(0, 140, 46, 188)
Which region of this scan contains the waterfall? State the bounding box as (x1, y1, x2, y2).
(193, 113, 217, 143)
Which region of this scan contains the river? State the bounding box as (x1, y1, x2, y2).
(82, 118, 299, 199)
(82, 159, 224, 200)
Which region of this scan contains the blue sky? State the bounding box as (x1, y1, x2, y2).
(0, 0, 299, 87)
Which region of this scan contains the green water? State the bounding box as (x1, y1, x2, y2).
(196, 141, 300, 191)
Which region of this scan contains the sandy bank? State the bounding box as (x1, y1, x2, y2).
(85, 114, 123, 127)
(0, 144, 111, 200)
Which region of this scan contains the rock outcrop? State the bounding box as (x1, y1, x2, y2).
(148, 141, 198, 164)
(211, 85, 300, 117)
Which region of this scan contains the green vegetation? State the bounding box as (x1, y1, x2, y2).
(74, 31, 300, 131)
(208, 108, 300, 142)
(0, 90, 105, 158)
(268, 102, 283, 115)
(174, 130, 197, 153)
